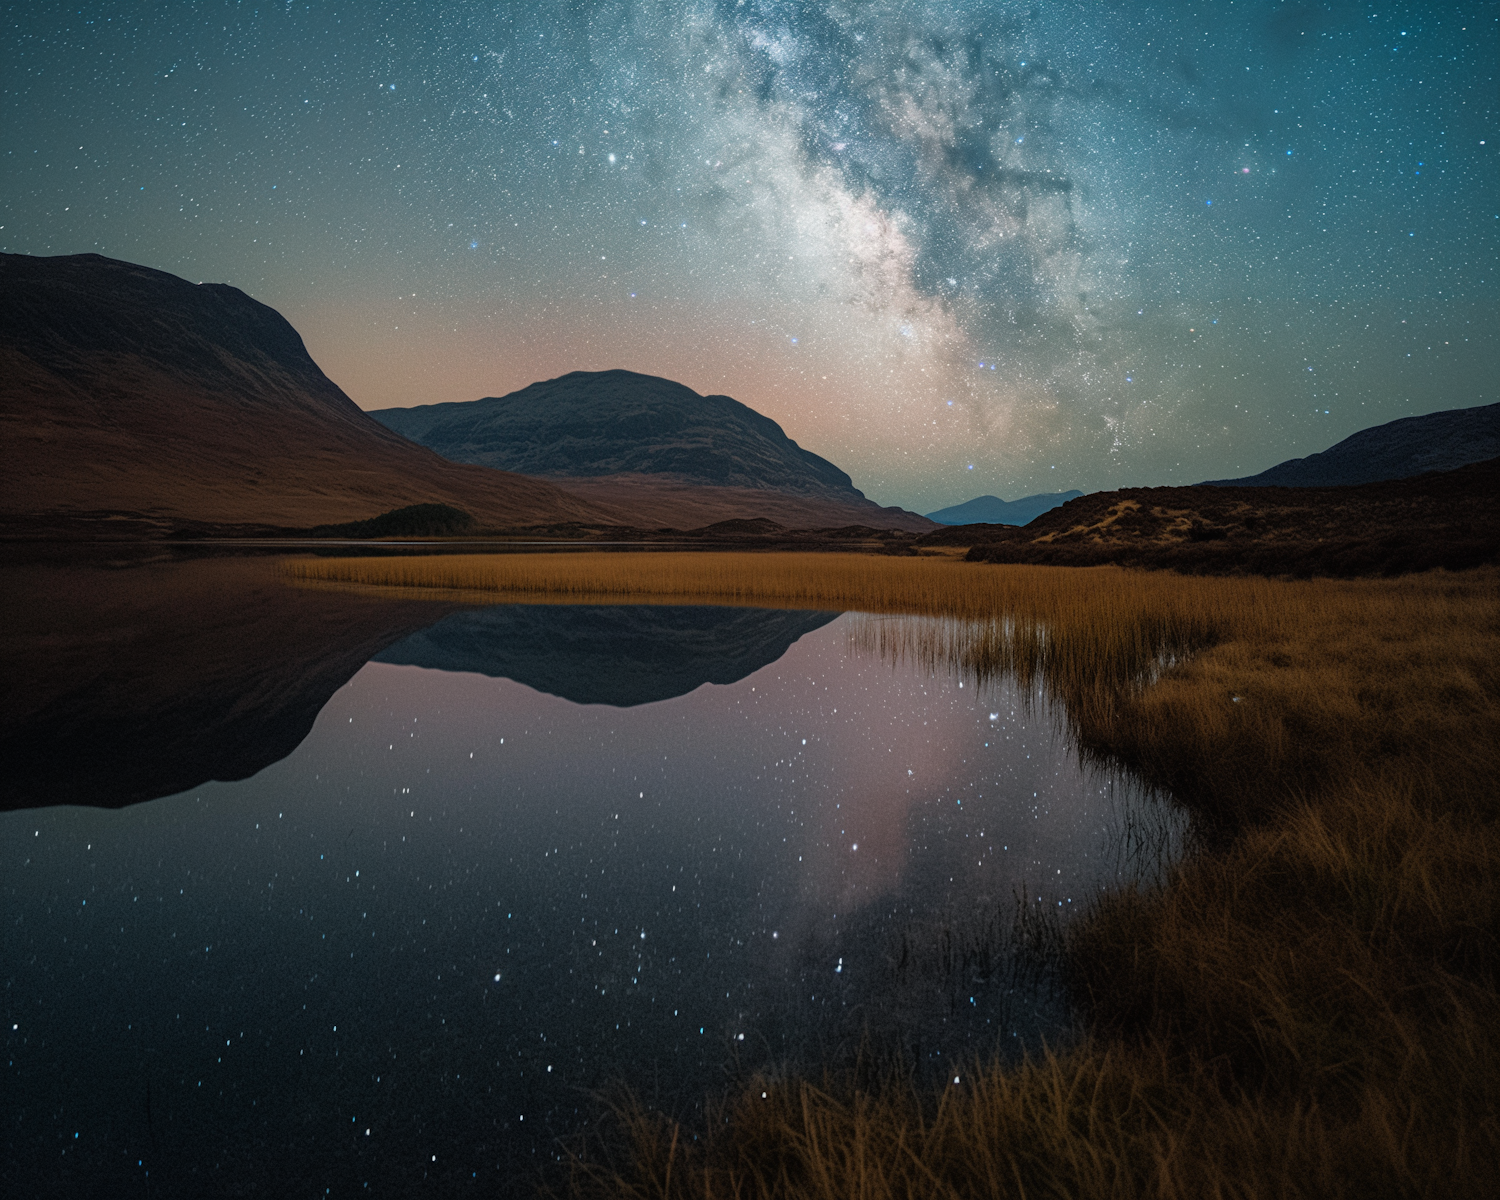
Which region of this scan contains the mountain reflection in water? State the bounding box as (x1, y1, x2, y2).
(372, 604, 840, 707)
(0, 554, 458, 811)
(0, 557, 835, 810)
(1, 555, 1183, 1195)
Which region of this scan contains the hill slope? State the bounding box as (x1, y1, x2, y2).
(371, 370, 934, 532)
(373, 369, 859, 493)
(946, 457, 1500, 576)
(1205, 402, 1500, 487)
(0, 253, 623, 532)
(925, 491, 1083, 526)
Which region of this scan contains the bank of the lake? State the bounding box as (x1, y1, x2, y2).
(288, 553, 1500, 1199)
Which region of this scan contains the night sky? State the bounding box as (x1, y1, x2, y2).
(3, 3, 1496, 512)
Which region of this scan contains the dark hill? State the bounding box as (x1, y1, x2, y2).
(0, 253, 624, 533)
(925, 491, 1083, 526)
(940, 457, 1500, 577)
(1205, 402, 1500, 487)
(371, 369, 860, 495)
(371, 369, 936, 533)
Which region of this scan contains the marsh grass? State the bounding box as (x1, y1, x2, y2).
(285, 553, 1500, 1195)
(283, 551, 1232, 693)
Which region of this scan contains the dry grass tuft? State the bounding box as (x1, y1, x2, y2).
(285, 553, 1500, 1196)
(555, 1015, 1497, 1199)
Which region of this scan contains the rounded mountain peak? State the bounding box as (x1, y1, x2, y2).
(371, 369, 862, 498)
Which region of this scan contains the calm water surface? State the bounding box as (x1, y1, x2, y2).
(2, 569, 1178, 1196)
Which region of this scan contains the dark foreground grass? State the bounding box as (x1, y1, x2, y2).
(285, 555, 1500, 1196)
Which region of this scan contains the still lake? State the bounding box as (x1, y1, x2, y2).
(1, 553, 1179, 1195)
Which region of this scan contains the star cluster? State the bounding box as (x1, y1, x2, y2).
(3, 2, 1495, 510)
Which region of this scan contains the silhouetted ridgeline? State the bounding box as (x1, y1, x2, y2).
(924, 490, 1083, 526)
(371, 369, 862, 497)
(1204, 401, 1500, 487)
(369, 369, 936, 534)
(952, 457, 1500, 576)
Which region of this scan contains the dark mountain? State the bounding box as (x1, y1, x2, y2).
(372, 369, 859, 494)
(1204, 402, 1500, 487)
(925, 491, 1083, 526)
(0, 253, 625, 532)
(369, 371, 935, 532)
(0, 554, 458, 811)
(946, 456, 1500, 577)
(373, 604, 840, 707)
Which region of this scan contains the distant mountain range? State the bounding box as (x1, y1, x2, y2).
(0, 253, 621, 531)
(925, 491, 1084, 526)
(941, 456, 1500, 577)
(371, 370, 933, 532)
(1, 254, 929, 535)
(17, 250, 1489, 547)
(1205, 402, 1500, 487)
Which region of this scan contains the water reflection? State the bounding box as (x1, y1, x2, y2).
(373, 604, 839, 706)
(0, 554, 457, 810)
(1, 564, 1183, 1194)
(0, 559, 835, 809)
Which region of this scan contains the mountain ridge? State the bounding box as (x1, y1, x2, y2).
(943, 456, 1500, 577)
(0, 253, 627, 530)
(371, 368, 934, 533)
(1203, 402, 1500, 488)
(925, 491, 1084, 526)
(371, 369, 862, 497)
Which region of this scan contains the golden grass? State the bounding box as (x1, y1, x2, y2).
(284, 549, 1184, 616)
(556, 1019, 1497, 1199)
(284, 553, 1500, 1196)
(284, 550, 1240, 684)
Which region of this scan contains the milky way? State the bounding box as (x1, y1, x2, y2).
(4, 2, 1496, 510)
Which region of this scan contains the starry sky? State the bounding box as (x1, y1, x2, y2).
(3, 2, 1496, 512)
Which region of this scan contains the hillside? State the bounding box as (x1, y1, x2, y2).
(372, 369, 859, 493)
(1205, 402, 1500, 487)
(371, 370, 935, 533)
(934, 457, 1500, 576)
(0, 253, 625, 533)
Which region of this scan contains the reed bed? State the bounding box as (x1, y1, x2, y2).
(284, 553, 1500, 1196)
(285, 551, 1247, 692)
(557, 1016, 1497, 1200)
